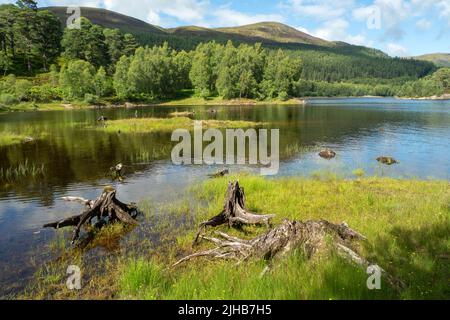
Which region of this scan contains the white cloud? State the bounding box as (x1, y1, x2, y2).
(353, 0, 450, 40)
(212, 7, 284, 27)
(386, 43, 408, 57)
(294, 26, 310, 34)
(437, 0, 450, 26)
(415, 18, 431, 30)
(284, 0, 355, 21)
(103, 0, 209, 26)
(308, 18, 371, 46)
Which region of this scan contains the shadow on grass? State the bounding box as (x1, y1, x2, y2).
(367, 221, 450, 299)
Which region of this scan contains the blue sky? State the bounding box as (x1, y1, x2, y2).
(2, 0, 449, 56)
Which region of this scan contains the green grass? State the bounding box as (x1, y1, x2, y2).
(0, 132, 28, 147)
(118, 175, 450, 300)
(7, 102, 92, 112)
(0, 159, 46, 183)
(158, 95, 304, 106)
(20, 174, 449, 300)
(97, 117, 264, 134)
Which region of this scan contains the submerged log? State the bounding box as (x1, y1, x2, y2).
(377, 156, 399, 165)
(44, 187, 139, 244)
(194, 181, 275, 244)
(176, 219, 404, 288)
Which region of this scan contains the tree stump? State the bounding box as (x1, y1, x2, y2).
(194, 181, 275, 244)
(44, 187, 139, 244)
(177, 219, 404, 288)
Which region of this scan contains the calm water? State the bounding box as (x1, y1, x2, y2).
(0, 97, 449, 296)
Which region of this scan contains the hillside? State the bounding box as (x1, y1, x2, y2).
(45, 6, 165, 35)
(414, 53, 450, 67)
(41, 6, 435, 82)
(215, 22, 331, 46)
(45, 6, 370, 53)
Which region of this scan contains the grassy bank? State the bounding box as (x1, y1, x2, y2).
(116, 175, 449, 300)
(0, 132, 29, 147)
(157, 95, 305, 106)
(23, 175, 449, 300)
(96, 117, 264, 133)
(0, 97, 304, 113)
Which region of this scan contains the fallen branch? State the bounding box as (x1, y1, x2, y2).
(44, 186, 139, 244)
(194, 181, 275, 244)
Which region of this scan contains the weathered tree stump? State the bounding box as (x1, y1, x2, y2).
(44, 187, 139, 244)
(194, 181, 275, 244)
(177, 219, 404, 288)
(109, 163, 124, 181)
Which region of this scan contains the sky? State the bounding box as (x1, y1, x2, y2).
(2, 0, 449, 57)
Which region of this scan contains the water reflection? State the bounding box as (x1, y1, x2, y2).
(0, 98, 449, 296)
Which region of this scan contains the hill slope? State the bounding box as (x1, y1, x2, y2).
(42, 6, 435, 81)
(45, 6, 165, 35)
(215, 22, 331, 46)
(45, 7, 345, 48)
(414, 53, 450, 67)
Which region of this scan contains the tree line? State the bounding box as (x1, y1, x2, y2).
(0, 1, 138, 75)
(0, 1, 448, 107)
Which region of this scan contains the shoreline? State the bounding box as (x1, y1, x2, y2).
(1, 95, 449, 114)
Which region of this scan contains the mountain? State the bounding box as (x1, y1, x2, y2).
(44, 6, 363, 51)
(45, 6, 165, 35)
(42, 6, 434, 82)
(215, 22, 331, 47)
(414, 54, 450, 68)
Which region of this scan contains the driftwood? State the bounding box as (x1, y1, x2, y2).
(176, 219, 404, 288)
(44, 187, 139, 244)
(208, 169, 229, 178)
(194, 181, 275, 244)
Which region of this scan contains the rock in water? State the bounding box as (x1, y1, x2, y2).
(319, 149, 336, 160)
(377, 157, 399, 165)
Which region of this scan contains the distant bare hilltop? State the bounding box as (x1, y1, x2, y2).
(414, 54, 450, 68)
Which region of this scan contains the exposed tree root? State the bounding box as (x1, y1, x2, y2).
(179, 181, 405, 289)
(44, 187, 139, 244)
(194, 181, 276, 244)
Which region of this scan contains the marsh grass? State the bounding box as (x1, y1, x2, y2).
(0, 160, 45, 183)
(119, 175, 450, 300)
(96, 117, 264, 134)
(129, 147, 172, 163)
(282, 143, 320, 159)
(0, 132, 28, 147)
(21, 175, 450, 300)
